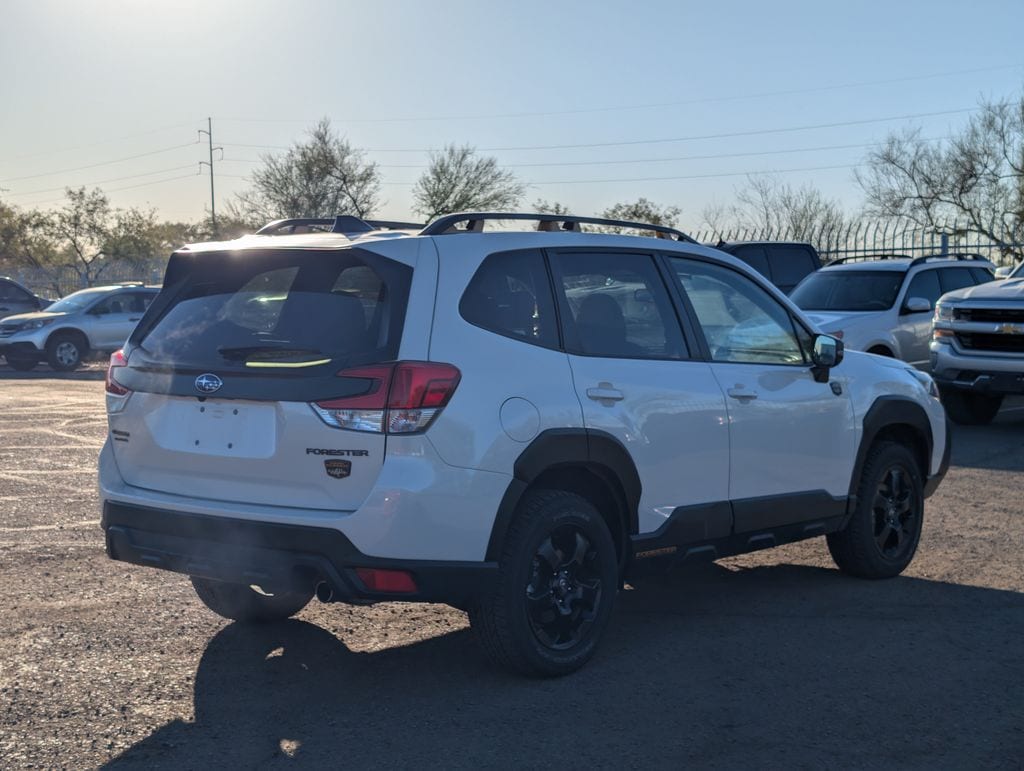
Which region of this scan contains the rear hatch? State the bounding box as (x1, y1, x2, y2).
(109, 245, 413, 511)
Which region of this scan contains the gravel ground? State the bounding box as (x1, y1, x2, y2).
(1, 370, 1021, 769)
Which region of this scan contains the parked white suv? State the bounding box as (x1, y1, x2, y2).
(99, 213, 950, 676)
(790, 254, 996, 368)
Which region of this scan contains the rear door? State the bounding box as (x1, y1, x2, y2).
(548, 249, 731, 540)
(110, 246, 415, 511)
(665, 255, 856, 530)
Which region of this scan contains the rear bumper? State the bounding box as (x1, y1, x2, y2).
(102, 501, 498, 608)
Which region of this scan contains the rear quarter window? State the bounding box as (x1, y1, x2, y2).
(765, 245, 818, 291)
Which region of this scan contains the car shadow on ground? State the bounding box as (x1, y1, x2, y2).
(105, 563, 1023, 769)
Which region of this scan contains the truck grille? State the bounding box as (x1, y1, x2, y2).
(955, 308, 1024, 323)
(956, 333, 1024, 353)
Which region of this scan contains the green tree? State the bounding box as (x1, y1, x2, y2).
(412, 144, 525, 220)
(533, 199, 571, 215)
(600, 197, 681, 235)
(231, 118, 381, 224)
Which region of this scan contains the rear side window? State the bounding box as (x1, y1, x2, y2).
(969, 267, 995, 284)
(728, 245, 770, 278)
(459, 249, 558, 348)
(550, 251, 687, 359)
(939, 267, 976, 294)
(766, 245, 817, 291)
(0, 280, 32, 303)
(136, 248, 410, 371)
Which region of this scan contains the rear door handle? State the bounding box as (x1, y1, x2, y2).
(587, 386, 624, 402)
(726, 387, 758, 402)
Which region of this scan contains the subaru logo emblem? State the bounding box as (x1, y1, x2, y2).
(195, 373, 223, 394)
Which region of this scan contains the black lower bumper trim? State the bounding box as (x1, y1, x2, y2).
(934, 370, 1024, 396)
(102, 502, 497, 607)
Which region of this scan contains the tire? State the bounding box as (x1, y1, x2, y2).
(868, 346, 894, 358)
(45, 332, 86, 371)
(469, 490, 618, 677)
(190, 576, 312, 623)
(4, 355, 37, 371)
(827, 442, 924, 579)
(940, 388, 1003, 426)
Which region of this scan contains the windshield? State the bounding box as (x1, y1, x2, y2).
(45, 288, 111, 314)
(791, 270, 904, 312)
(135, 248, 411, 372)
(1011, 262, 1023, 279)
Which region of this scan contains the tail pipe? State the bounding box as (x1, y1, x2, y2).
(315, 581, 335, 603)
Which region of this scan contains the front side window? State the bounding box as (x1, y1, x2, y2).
(790, 270, 904, 311)
(551, 251, 687, 359)
(669, 257, 807, 365)
(459, 249, 558, 348)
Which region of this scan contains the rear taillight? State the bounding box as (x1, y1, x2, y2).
(311, 361, 461, 434)
(105, 349, 131, 413)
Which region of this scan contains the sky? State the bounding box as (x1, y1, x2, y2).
(1, 0, 1022, 232)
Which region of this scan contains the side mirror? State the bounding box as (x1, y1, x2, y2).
(901, 296, 931, 315)
(811, 334, 843, 383)
(634, 288, 653, 303)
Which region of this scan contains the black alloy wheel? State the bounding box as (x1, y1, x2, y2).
(526, 526, 603, 651)
(871, 465, 918, 561)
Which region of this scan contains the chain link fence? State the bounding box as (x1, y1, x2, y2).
(5, 261, 167, 299)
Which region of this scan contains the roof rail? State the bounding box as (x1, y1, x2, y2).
(255, 216, 424, 236)
(826, 253, 914, 265)
(908, 252, 992, 267)
(419, 212, 697, 243)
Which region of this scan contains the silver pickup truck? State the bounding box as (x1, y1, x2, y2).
(931, 262, 1024, 424)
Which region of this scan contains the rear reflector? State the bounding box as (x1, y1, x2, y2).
(355, 567, 417, 594)
(311, 361, 460, 434)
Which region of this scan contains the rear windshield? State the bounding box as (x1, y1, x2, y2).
(790, 270, 904, 312)
(135, 248, 411, 372)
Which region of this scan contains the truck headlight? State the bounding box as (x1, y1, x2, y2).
(933, 303, 954, 323)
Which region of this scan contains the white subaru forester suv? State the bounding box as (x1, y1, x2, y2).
(99, 213, 950, 676)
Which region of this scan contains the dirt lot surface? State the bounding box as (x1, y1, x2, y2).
(1, 370, 1021, 769)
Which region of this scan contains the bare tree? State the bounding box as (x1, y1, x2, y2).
(857, 93, 1024, 260)
(232, 118, 381, 224)
(412, 144, 525, 220)
(703, 177, 851, 242)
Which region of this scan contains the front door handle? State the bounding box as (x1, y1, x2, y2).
(726, 387, 758, 402)
(129, 317, 141, 321)
(587, 386, 624, 403)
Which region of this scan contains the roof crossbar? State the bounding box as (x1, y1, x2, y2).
(419, 212, 697, 243)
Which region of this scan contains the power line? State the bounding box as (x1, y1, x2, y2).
(216, 63, 1020, 125)
(379, 108, 978, 153)
(30, 173, 201, 207)
(217, 107, 975, 156)
(0, 141, 200, 183)
(7, 164, 202, 198)
(4, 121, 199, 162)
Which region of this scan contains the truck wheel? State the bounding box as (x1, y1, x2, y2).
(941, 388, 1003, 425)
(190, 576, 312, 622)
(469, 490, 618, 677)
(827, 442, 924, 579)
(4, 355, 37, 371)
(45, 332, 86, 371)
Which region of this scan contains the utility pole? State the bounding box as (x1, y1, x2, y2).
(198, 118, 222, 237)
